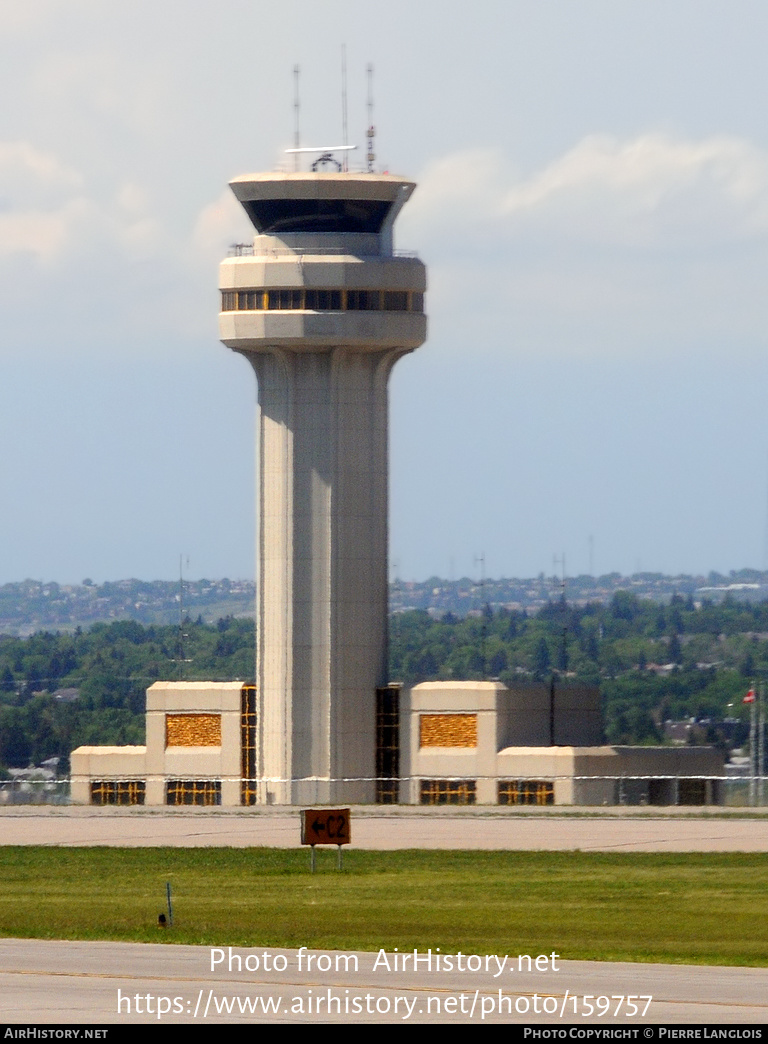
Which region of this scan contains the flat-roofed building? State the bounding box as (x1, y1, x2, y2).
(70, 682, 255, 806)
(72, 678, 723, 807)
(404, 681, 723, 806)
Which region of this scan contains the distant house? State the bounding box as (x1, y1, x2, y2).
(53, 688, 80, 702)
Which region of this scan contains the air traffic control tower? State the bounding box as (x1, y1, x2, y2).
(219, 163, 427, 804)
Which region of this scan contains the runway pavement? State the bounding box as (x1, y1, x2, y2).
(0, 937, 766, 1024)
(1, 805, 768, 850)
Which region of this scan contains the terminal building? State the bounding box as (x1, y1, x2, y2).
(70, 678, 723, 807)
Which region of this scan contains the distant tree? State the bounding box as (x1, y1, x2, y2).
(582, 627, 600, 662)
(668, 633, 682, 663)
(556, 634, 568, 672)
(533, 637, 551, 680)
(610, 591, 640, 622)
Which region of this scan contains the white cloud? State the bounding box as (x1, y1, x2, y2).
(0, 199, 89, 263)
(0, 143, 165, 264)
(0, 141, 81, 206)
(0, 143, 85, 262)
(408, 148, 506, 219)
(403, 133, 768, 356)
(502, 133, 768, 247)
(408, 133, 768, 250)
(191, 190, 250, 260)
(0, 0, 93, 33)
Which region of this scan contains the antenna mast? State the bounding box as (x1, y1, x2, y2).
(293, 65, 300, 172)
(176, 554, 188, 680)
(475, 551, 487, 678)
(341, 46, 349, 172)
(366, 63, 375, 173)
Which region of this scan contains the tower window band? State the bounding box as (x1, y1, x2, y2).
(221, 289, 423, 314)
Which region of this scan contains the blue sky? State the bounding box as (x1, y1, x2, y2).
(3, 0, 768, 583)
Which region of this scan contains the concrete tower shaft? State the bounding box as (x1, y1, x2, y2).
(219, 171, 427, 804)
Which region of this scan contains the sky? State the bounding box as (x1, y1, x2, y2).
(3, 0, 768, 585)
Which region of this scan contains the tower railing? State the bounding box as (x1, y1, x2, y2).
(227, 242, 419, 259)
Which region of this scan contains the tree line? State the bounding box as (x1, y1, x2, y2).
(1, 591, 765, 771)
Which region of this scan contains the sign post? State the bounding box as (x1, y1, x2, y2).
(300, 808, 351, 871)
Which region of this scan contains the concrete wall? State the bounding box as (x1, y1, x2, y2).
(496, 683, 603, 747)
(406, 682, 503, 804)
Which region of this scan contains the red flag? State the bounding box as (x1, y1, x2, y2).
(743, 690, 756, 704)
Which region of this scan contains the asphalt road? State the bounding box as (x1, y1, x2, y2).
(0, 938, 766, 1025)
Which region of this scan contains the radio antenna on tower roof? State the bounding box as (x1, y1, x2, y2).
(341, 45, 349, 172)
(292, 65, 300, 172)
(367, 63, 375, 173)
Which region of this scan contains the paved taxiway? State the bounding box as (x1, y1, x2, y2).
(1, 938, 766, 1024)
(1, 805, 768, 851)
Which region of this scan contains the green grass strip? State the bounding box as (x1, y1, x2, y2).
(0, 847, 766, 966)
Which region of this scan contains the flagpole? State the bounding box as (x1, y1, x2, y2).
(745, 683, 757, 807)
(759, 682, 765, 807)
(751, 687, 757, 807)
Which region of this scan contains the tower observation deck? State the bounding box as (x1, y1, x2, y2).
(219, 169, 427, 804)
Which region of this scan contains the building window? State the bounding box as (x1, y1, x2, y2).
(419, 713, 477, 748)
(346, 289, 380, 311)
(498, 780, 554, 806)
(376, 685, 400, 804)
(237, 290, 262, 310)
(383, 290, 409, 311)
(304, 289, 342, 311)
(165, 714, 221, 747)
(241, 684, 257, 806)
(166, 780, 221, 806)
(221, 288, 424, 314)
(267, 288, 303, 310)
(91, 780, 145, 806)
(420, 779, 476, 805)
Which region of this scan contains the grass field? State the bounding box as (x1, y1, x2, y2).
(1, 847, 766, 966)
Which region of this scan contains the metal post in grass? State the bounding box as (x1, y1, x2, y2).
(310, 845, 316, 874)
(166, 882, 173, 926)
